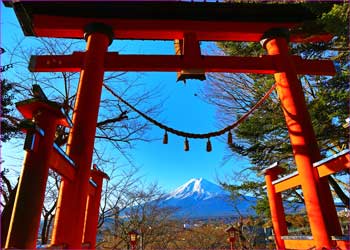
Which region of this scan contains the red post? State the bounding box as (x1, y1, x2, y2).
(229, 236, 236, 250)
(128, 231, 138, 250)
(225, 226, 238, 250)
(5, 100, 68, 248)
(261, 29, 339, 248)
(82, 165, 109, 247)
(263, 165, 287, 250)
(51, 23, 113, 248)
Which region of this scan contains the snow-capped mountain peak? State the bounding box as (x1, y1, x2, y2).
(121, 178, 256, 219)
(166, 178, 227, 200)
(158, 178, 256, 218)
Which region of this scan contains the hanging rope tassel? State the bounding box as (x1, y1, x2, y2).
(206, 138, 212, 152)
(227, 131, 233, 145)
(163, 130, 168, 144)
(184, 137, 190, 151)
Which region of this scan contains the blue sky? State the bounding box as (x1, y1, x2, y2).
(1, 4, 250, 192)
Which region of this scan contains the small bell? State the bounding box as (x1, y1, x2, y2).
(206, 138, 212, 152)
(184, 137, 190, 151)
(163, 131, 168, 144)
(227, 131, 233, 145)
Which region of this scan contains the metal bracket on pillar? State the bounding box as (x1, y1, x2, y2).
(24, 133, 36, 151)
(84, 23, 114, 45)
(260, 28, 290, 49)
(19, 119, 45, 152)
(175, 32, 206, 83)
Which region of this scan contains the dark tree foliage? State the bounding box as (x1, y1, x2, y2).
(1, 48, 19, 142)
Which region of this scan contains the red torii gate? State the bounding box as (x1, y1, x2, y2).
(3, 1, 344, 249)
(263, 149, 349, 250)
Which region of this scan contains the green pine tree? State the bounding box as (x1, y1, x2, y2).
(1, 48, 19, 142)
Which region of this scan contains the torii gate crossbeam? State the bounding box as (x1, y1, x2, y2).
(29, 53, 335, 75)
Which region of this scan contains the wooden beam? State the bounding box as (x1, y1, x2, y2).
(29, 15, 333, 43)
(332, 240, 350, 250)
(283, 237, 349, 250)
(29, 52, 85, 72)
(31, 15, 301, 42)
(274, 172, 301, 193)
(283, 239, 315, 249)
(314, 149, 350, 177)
(50, 144, 76, 181)
(8, 1, 334, 43)
(273, 149, 350, 193)
(29, 53, 336, 75)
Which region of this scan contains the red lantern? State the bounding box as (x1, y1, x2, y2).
(225, 226, 239, 250)
(128, 230, 138, 250)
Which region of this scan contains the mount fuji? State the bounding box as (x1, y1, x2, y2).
(159, 178, 256, 219)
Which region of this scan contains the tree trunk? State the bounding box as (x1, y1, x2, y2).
(46, 213, 55, 244)
(1, 183, 18, 247)
(41, 215, 49, 244)
(328, 176, 350, 209)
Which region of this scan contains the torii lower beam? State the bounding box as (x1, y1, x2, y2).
(29, 53, 336, 75)
(273, 149, 350, 193)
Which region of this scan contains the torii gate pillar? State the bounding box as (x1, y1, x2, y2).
(261, 28, 342, 249)
(5, 99, 70, 249)
(51, 23, 113, 248)
(83, 165, 110, 247)
(263, 164, 287, 250)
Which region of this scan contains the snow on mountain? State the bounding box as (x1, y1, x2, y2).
(166, 178, 229, 200)
(160, 178, 256, 218)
